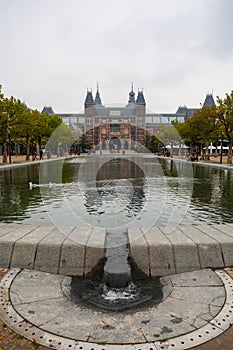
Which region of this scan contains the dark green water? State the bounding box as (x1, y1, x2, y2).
(0, 157, 232, 227)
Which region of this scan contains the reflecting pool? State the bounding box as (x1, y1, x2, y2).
(0, 156, 233, 227)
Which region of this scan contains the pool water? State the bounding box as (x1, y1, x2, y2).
(0, 156, 233, 227)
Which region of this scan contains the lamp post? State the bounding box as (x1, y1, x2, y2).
(220, 132, 224, 164)
(8, 131, 11, 164)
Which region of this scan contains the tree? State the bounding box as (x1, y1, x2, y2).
(191, 105, 219, 160)
(173, 105, 220, 160)
(0, 86, 8, 162)
(156, 125, 182, 157)
(144, 132, 161, 153)
(217, 91, 233, 164)
(78, 133, 90, 153)
(0, 92, 27, 163)
(46, 121, 76, 156)
(46, 114, 62, 136)
(14, 107, 33, 160)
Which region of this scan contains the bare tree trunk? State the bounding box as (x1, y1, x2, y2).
(3, 141, 7, 163)
(227, 140, 232, 164)
(170, 142, 173, 158)
(38, 136, 42, 153)
(25, 137, 30, 161)
(205, 139, 209, 161)
(190, 143, 194, 155)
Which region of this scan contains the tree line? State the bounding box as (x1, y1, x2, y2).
(0, 85, 63, 163)
(146, 90, 233, 164)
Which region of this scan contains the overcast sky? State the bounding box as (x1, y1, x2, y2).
(1, 0, 233, 114)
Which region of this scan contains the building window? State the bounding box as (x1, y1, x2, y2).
(110, 124, 120, 132)
(110, 111, 121, 116)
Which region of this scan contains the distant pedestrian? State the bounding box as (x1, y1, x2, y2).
(40, 149, 43, 160)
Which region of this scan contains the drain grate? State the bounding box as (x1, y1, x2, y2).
(0, 269, 233, 350)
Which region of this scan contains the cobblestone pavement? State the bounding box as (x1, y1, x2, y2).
(1, 268, 233, 350)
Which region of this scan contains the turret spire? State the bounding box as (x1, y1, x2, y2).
(84, 89, 94, 106)
(128, 83, 135, 104)
(203, 93, 215, 107)
(94, 82, 102, 106)
(136, 89, 146, 105)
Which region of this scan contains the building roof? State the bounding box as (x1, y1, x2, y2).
(94, 84, 102, 105)
(136, 90, 146, 105)
(41, 106, 55, 115)
(176, 106, 187, 114)
(84, 90, 94, 105)
(203, 93, 215, 107)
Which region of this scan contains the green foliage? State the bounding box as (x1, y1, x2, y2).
(173, 104, 221, 159)
(156, 125, 182, 145)
(47, 121, 76, 148)
(78, 133, 91, 152)
(217, 90, 233, 163)
(144, 132, 161, 152)
(0, 85, 74, 163)
(46, 113, 62, 136)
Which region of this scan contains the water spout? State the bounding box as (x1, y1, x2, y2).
(70, 228, 169, 311)
(104, 228, 131, 289)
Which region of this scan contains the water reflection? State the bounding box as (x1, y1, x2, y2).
(0, 158, 233, 226)
(0, 166, 41, 222)
(85, 159, 145, 218)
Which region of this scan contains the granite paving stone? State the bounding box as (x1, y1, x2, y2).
(59, 238, 86, 276)
(160, 227, 200, 273)
(198, 225, 233, 266)
(34, 226, 73, 274)
(140, 313, 196, 342)
(171, 286, 225, 305)
(84, 227, 106, 275)
(0, 225, 39, 268)
(168, 269, 223, 287)
(0, 224, 233, 276)
(11, 225, 55, 269)
(212, 223, 233, 238)
(10, 270, 65, 304)
(179, 226, 224, 268)
(5, 268, 226, 345)
(144, 227, 176, 276)
(128, 228, 150, 276)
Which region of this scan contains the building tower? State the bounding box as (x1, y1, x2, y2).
(203, 93, 215, 107)
(128, 83, 135, 104)
(84, 89, 95, 146)
(94, 83, 102, 106)
(136, 89, 146, 144)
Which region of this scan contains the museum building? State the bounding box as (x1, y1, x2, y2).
(42, 85, 215, 148)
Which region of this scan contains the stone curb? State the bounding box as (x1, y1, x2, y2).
(0, 223, 233, 276)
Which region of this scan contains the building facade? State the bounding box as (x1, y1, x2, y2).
(83, 84, 146, 149)
(42, 86, 215, 148)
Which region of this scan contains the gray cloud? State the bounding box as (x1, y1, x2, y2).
(0, 0, 232, 113)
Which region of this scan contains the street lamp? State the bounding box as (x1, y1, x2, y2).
(220, 132, 224, 164)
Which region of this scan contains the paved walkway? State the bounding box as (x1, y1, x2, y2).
(0, 267, 233, 350)
(0, 223, 233, 277)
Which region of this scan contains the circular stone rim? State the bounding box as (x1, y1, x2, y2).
(0, 269, 233, 350)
